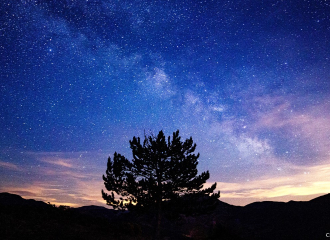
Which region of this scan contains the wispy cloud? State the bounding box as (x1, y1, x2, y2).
(0, 167, 105, 207)
(210, 161, 330, 204)
(252, 97, 330, 159)
(40, 158, 74, 168)
(0, 150, 108, 207)
(0, 160, 21, 171)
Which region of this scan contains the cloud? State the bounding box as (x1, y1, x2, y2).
(40, 158, 74, 168)
(0, 183, 80, 207)
(0, 150, 107, 207)
(0, 161, 21, 171)
(254, 97, 330, 160)
(210, 161, 330, 204)
(0, 159, 105, 207)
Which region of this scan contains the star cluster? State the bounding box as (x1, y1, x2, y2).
(1, 0, 330, 206)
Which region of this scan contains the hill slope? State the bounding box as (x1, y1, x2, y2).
(0, 192, 329, 239)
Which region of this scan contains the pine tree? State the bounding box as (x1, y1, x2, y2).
(102, 130, 220, 239)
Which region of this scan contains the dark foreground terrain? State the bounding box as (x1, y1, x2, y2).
(0, 192, 329, 239)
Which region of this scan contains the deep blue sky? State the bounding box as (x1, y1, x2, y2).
(1, 0, 330, 206)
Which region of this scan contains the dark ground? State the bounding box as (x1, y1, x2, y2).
(0, 192, 329, 240)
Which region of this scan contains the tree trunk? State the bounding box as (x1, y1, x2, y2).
(154, 200, 162, 240)
(154, 168, 162, 240)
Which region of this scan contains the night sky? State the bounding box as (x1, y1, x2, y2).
(1, 0, 330, 207)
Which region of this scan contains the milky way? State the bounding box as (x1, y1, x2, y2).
(1, 0, 330, 206)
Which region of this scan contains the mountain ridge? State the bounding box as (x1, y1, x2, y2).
(1, 192, 329, 239)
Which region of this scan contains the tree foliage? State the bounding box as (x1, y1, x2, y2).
(102, 130, 220, 213)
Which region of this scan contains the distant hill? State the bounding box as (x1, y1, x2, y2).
(0, 192, 329, 239)
(212, 193, 330, 240)
(0, 192, 49, 208)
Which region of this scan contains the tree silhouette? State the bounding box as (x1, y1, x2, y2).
(102, 130, 220, 239)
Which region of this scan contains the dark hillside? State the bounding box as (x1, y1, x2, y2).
(0, 192, 329, 240)
(215, 194, 330, 240)
(0, 193, 144, 240)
